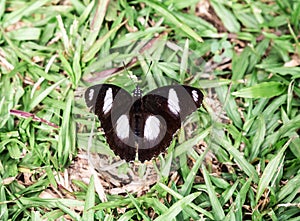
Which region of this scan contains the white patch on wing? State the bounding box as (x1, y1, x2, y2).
(103, 88, 113, 114)
(116, 114, 130, 140)
(88, 89, 94, 101)
(144, 116, 161, 141)
(192, 90, 198, 102)
(168, 88, 180, 115)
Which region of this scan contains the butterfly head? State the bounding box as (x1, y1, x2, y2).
(132, 86, 143, 99)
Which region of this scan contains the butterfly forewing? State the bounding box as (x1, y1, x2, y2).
(85, 84, 203, 162)
(143, 85, 203, 121)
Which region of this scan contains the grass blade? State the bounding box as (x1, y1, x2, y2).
(210, 0, 240, 32)
(232, 82, 286, 98)
(256, 138, 292, 203)
(202, 164, 225, 220)
(82, 20, 126, 62)
(27, 78, 65, 111)
(2, 0, 50, 28)
(139, 0, 203, 42)
(154, 192, 201, 221)
(249, 115, 266, 161)
(82, 176, 95, 221)
(84, 0, 111, 50)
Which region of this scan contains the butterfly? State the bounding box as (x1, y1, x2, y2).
(85, 84, 203, 162)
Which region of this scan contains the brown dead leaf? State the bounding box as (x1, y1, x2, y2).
(284, 54, 300, 67)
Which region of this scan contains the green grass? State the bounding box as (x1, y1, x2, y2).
(1, 0, 300, 220)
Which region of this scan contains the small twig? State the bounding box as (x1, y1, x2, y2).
(9, 109, 59, 129)
(277, 202, 300, 208)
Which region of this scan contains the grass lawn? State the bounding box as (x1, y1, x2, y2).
(1, 0, 300, 220)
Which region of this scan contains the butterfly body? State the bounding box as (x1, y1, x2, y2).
(85, 84, 203, 162)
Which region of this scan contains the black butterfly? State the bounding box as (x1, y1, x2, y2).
(85, 84, 203, 162)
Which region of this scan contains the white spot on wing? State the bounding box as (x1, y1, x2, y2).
(192, 90, 198, 102)
(103, 88, 113, 114)
(88, 89, 94, 101)
(168, 89, 180, 115)
(144, 116, 160, 141)
(116, 115, 129, 140)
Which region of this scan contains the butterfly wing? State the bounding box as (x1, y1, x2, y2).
(136, 85, 203, 161)
(85, 84, 137, 161)
(85, 84, 203, 162)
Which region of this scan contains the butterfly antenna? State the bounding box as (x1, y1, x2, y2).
(145, 60, 153, 77)
(123, 60, 154, 87)
(122, 61, 137, 86)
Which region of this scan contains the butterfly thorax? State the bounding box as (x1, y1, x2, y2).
(132, 86, 143, 100)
